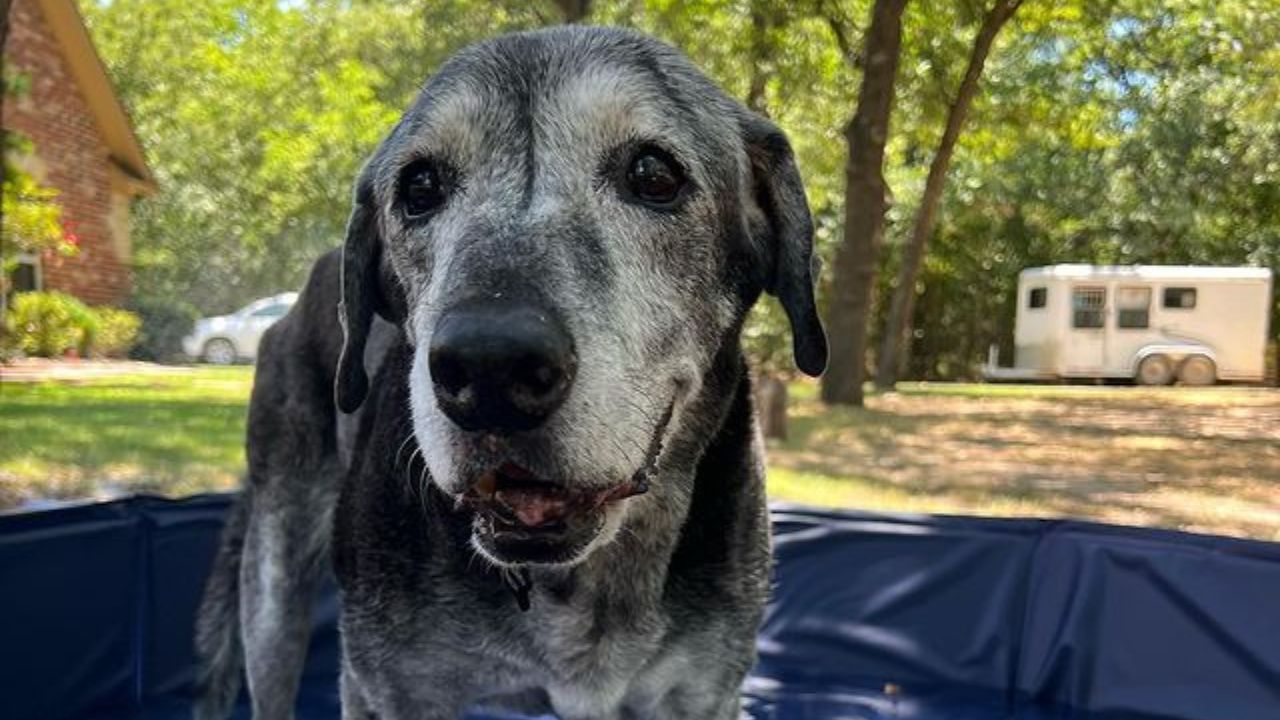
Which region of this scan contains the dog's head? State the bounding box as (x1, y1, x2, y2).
(336, 27, 825, 568)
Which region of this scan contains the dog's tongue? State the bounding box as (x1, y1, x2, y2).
(494, 487, 569, 528)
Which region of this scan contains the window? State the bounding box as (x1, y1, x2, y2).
(250, 303, 289, 318)
(1072, 287, 1105, 328)
(1028, 287, 1047, 309)
(1163, 287, 1197, 309)
(7, 253, 41, 293)
(1116, 287, 1151, 329)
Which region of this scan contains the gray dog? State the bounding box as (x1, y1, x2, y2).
(194, 25, 825, 720)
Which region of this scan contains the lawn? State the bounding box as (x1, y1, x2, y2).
(3, 368, 1278, 541)
(0, 367, 252, 508)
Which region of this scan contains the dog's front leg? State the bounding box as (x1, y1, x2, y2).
(239, 483, 330, 720)
(339, 663, 376, 720)
(642, 676, 748, 720)
(662, 694, 743, 720)
(339, 658, 474, 720)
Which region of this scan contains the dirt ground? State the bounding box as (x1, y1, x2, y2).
(0, 358, 194, 382)
(4, 367, 1277, 541)
(766, 383, 1280, 541)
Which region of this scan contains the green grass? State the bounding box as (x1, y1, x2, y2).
(3, 369, 1277, 540)
(766, 466, 1052, 518)
(0, 367, 252, 507)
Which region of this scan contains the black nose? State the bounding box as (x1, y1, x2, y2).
(428, 301, 576, 433)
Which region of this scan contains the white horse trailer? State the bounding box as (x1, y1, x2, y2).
(983, 265, 1273, 385)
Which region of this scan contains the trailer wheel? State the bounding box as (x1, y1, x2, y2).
(1178, 355, 1217, 386)
(1136, 354, 1175, 386)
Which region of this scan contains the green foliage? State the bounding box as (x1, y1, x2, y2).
(0, 162, 73, 264)
(68, 300, 101, 357)
(94, 308, 143, 358)
(742, 299, 795, 376)
(81, 0, 550, 314)
(891, 0, 1280, 378)
(5, 292, 94, 357)
(2, 73, 77, 285)
(1, 293, 142, 358)
(79, 0, 1279, 378)
(125, 295, 199, 362)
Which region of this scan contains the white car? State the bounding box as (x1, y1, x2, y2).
(182, 292, 298, 364)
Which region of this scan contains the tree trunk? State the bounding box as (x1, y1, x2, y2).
(755, 374, 789, 440)
(745, 0, 770, 114)
(1, 0, 12, 48)
(874, 0, 1023, 390)
(820, 0, 910, 406)
(553, 0, 591, 23)
(1272, 337, 1279, 387)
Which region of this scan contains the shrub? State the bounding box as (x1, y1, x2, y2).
(94, 307, 142, 358)
(127, 294, 199, 362)
(4, 291, 93, 357)
(68, 300, 100, 357)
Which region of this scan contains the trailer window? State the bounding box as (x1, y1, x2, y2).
(1163, 287, 1197, 309)
(1072, 287, 1106, 328)
(1028, 287, 1047, 309)
(1117, 287, 1151, 329)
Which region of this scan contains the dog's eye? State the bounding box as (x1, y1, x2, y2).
(399, 160, 450, 219)
(624, 147, 686, 208)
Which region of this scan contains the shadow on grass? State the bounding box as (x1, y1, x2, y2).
(767, 386, 1280, 539)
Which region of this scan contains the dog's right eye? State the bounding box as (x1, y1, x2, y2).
(398, 160, 450, 219)
(622, 146, 688, 210)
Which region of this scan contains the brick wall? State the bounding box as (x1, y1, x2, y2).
(2, 0, 132, 305)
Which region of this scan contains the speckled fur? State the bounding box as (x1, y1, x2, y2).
(195, 26, 824, 720)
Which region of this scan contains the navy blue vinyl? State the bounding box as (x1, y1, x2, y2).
(1, 495, 1277, 720)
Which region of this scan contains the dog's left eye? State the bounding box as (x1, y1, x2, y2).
(398, 160, 450, 219)
(624, 147, 686, 208)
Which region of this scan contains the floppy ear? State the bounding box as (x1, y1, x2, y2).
(742, 115, 829, 377)
(336, 174, 406, 413)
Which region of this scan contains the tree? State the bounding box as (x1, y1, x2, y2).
(76, 0, 1277, 385)
(874, 0, 1023, 389)
(552, 0, 592, 23)
(1, 73, 77, 307)
(82, 0, 549, 314)
(820, 0, 910, 406)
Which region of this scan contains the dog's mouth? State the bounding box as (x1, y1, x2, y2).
(462, 461, 648, 531)
(457, 399, 676, 566)
(457, 463, 644, 567)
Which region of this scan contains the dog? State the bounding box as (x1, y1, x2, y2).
(194, 25, 825, 720)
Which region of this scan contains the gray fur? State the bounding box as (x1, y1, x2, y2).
(194, 25, 824, 720)
(194, 253, 393, 720)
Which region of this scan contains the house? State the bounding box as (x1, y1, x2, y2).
(2, 0, 156, 306)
